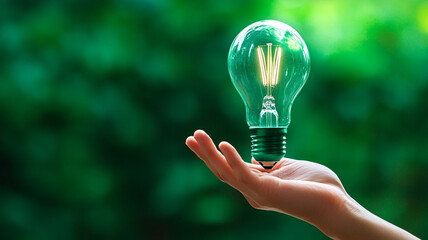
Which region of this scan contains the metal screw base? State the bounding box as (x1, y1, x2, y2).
(250, 128, 286, 169)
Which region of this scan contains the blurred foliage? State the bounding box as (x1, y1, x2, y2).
(0, 0, 427, 239)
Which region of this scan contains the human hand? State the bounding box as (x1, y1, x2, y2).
(185, 130, 348, 234)
(185, 129, 419, 240)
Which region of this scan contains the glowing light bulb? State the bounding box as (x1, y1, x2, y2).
(227, 20, 310, 169)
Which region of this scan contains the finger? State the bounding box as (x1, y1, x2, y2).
(186, 136, 225, 180)
(218, 141, 259, 186)
(194, 130, 234, 182)
(186, 136, 207, 160)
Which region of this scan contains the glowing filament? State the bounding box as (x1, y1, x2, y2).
(257, 44, 282, 90)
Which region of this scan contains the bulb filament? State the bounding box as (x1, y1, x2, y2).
(257, 43, 282, 96)
(257, 43, 281, 127)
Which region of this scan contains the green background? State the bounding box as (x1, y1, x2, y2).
(1, 0, 428, 239)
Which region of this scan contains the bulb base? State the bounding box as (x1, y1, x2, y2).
(250, 128, 286, 169)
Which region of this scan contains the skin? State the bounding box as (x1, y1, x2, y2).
(185, 129, 420, 240)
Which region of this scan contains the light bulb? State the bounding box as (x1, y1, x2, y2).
(227, 20, 310, 169)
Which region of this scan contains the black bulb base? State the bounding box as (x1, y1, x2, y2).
(250, 128, 287, 170)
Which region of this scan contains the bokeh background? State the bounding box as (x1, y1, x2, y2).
(1, 0, 428, 239)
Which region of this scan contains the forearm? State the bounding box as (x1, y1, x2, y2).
(319, 196, 419, 240)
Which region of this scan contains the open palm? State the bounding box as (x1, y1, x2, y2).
(186, 130, 419, 240)
(186, 130, 351, 230)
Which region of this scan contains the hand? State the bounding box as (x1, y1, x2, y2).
(185, 129, 348, 234)
(185, 129, 419, 240)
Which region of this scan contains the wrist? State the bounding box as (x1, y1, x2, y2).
(313, 192, 362, 240)
(318, 194, 419, 240)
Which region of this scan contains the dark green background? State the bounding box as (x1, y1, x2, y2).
(1, 0, 427, 239)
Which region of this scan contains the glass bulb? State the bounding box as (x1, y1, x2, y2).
(227, 20, 310, 169)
